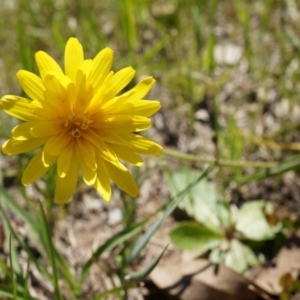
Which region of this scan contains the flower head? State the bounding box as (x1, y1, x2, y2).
(1, 38, 162, 204)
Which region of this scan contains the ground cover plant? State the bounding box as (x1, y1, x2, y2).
(1, 0, 300, 299)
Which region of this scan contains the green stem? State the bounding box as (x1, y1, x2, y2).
(163, 148, 278, 168)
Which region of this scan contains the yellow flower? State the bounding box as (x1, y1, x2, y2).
(1, 38, 162, 204)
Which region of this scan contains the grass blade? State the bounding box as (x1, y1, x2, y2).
(125, 245, 168, 282)
(91, 286, 134, 300)
(0, 185, 38, 233)
(126, 164, 213, 265)
(39, 202, 62, 300)
(0, 285, 38, 300)
(9, 235, 17, 300)
(80, 218, 147, 283)
(236, 154, 300, 185)
(23, 257, 31, 300)
(54, 249, 80, 295)
(0, 203, 52, 281)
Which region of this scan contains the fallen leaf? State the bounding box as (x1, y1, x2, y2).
(250, 234, 300, 295)
(150, 257, 271, 300)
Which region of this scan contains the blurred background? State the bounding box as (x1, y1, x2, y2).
(1, 0, 300, 299)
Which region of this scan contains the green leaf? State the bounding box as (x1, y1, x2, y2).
(209, 247, 226, 264)
(169, 222, 224, 252)
(168, 169, 229, 232)
(242, 243, 260, 268)
(235, 200, 278, 241)
(225, 239, 259, 273)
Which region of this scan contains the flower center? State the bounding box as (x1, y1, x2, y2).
(65, 114, 93, 138)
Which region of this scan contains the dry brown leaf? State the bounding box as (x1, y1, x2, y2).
(250, 234, 300, 295)
(150, 258, 270, 300)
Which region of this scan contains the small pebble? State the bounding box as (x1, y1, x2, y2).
(108, 207, 123, 225)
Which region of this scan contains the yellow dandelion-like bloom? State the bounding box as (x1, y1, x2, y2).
(1, 38, 162, 204)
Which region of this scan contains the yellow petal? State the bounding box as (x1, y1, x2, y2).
(43, 74, 74, 113)
(17, 70, 45, 102)
(43, 73, 64, 97)
(35, 51, 64, 80)
(102, 77, 160, 117)
(92, 129, 133, 149)
(30, 100, 57, 120)
(89, 48, 114, 90)
(43, 90, 70, 117)
(80, 59, 93, 77)
(83, 130, 120, 164)
(64, 37, 84, 82)
(30, 120, 63, 138)
(93, 154, 111, 201)
(87, 71, 114, 113)
(117, 115, 151, 132)
(42, 149, 56, 167)
(2, 137, 48, 155)
(97, 129, 132, 146)
(44, 133, 72, 156)
(117, 133, 162, 155)
(103, 77, 158, 115)
(60, 75, 76, 96)
(1, 96, 36, 121)
(100, 93, 129, 111)
(105, 161, 139, 197)
(42, 74, 73, 116)
(103, 67, 135, 101)
(57, 144, 73, 177)
(12, 121, 38, 140)
(80, 161, 97, 185)
(75, 68, 86, 97)
(106, 143, 144, 166)
(92, 115, 151, 132)
(86, 85, 105, 114)
(75, 68, 92, 110)
(115, 100, 161, 117)
(128, 77, 155, 101)
(64, 78, 77, 109)
(54, 155, 79, 204)
(22, 149, 56, 185)
(76, 138, 96, 170)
